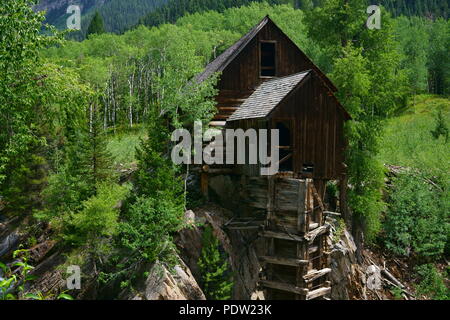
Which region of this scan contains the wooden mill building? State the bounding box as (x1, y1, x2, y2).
(196, 16, 350, 300)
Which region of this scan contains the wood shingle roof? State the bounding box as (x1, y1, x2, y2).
(227, 71, 311, 121)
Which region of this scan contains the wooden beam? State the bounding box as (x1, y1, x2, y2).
(213, 114, 230, 120)
(259, 256, 308, 267)
(303, 268, 331, 283)
(309, 222, 319, 230)
(200, 172, 208, 200)
(259, 230, 304, 242)
(276, 152, 293, 166)
(227, 225, 260, 230)
(218, 107, 239, 111)
(305, 224, 330, 243)
(324, 211, 341, 217)
(260, 280, 308, 295)
(311, 183, 325, 211)
(209, 121, 226, 127)
(306, 286, 331, 300)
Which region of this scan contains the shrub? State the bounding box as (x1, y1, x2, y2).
(68, 183, 129, 248)
(383, 172, 448, 260)
(415, 264, 449, 300)
(119, 196, 184, 263)
(198, 226, 233, 300)
(431, 106, 449, 142)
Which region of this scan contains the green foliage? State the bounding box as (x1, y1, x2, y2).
(383, 173, 448, 260)
(0, 0, 62, 215)
(379, 95, 449, 184)
(39, 0, 168, 37)
(87, 11, 106, 37)
(427, 18, 450, 95)
(107, 128, 145, 166)
(119, 196, 183, 262)
(305, 0, 408, 241)
(80, 103, 116, 189)
(379, 0, 449, 19)
(134, 123, 183, 199)
(0, 250, 36, 300)
(198, 226, 233, 300)
(393, 16, 429, 94)
(139, 0, 294, 28)
(431, 107, 449, 142)
(390, 286, 404, 300)
(415, 264, 450, 300)
(36, 102, 117, 232)
(68, 183, 129, 248)
(332, 218, 346, 243)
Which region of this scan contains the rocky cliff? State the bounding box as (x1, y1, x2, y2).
(0, 204, 414, 300)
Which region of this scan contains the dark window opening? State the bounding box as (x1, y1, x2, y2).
(260, 42, 276, 77)
(276, 122, 293, 172)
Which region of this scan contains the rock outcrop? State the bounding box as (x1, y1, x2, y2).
(328, 226, 360, 300)
(120, 259, 206, 300)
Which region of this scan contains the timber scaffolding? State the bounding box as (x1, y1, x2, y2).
(230, 175, 332, 300)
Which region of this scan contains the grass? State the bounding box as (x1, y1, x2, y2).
(106, 127, 146, 166)
(379, 94, 450, 179)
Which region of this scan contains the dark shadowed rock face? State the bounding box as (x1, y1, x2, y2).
(0, 232, 20, 258)
(177, 205, 264, 300)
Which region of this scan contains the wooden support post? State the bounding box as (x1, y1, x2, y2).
(200, 172, 209, 201)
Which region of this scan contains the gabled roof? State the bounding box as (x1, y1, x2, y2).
(196, 15, 337, 92)
(196, 16, 269, 83)
(227, 71, 311, 121)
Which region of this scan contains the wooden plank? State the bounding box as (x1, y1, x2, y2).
(305, 224, 330, 243)
(218, 107, 239, 111)
(260, 231, 304, 242)
(260, 280, 308, 295)
(259, 256, 308, 267)
(213, 114, 230, 120)
(324, 211, 341, 217)
(209, 121, 226, 127)
(309, 223, 319, 230)
(303, 268, 331, 283)
(306, 286, 331, 300)
(227, 225, 260, 230)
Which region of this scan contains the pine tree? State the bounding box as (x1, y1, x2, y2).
(431, 107, 449, 142)
(198, 226, 233, 300)
(87, 11, 106, 37)
(55, 100, 114, 204)
(80, 102, 114, 192)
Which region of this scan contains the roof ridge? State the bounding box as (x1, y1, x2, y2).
(263, 70, 312, 83)
(195, 16, 270, 83)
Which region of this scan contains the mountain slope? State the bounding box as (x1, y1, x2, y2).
(35, 0, 167, 34)
(138, 0, 294, 28)
(379, 0, 449, 19)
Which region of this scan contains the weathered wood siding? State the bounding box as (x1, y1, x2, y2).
(214, 20, 332, 121)
(268, 73, 347, 180)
